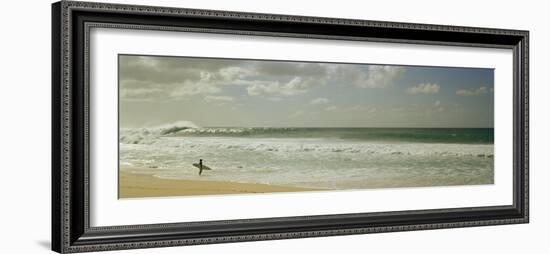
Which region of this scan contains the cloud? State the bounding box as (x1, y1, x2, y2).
(456, 86, 488, 96)
(120, 56, 250, 101)
(121, 58, 331, 99)
(255, 62, 329, 78)
(246, 77, 319, 97)
(290, 110, 306, 118)
(268, 97, 283, 102)
(324, 105, 378, 113)
(119, 87, 166, 101)
(325, 106, 338, 111)
(169, 81, 222, 97)
(119, 79, 169, 101)
(310, 97, 330, 105)
(120, 55, 408, 102)
(248, 64, 406, 96)
(429, 100, 445, 112)
(407, 83, 440, 94)
(338, 65, 406, 88)
(204, 95, 235, 104)
(245, 62, 331, 97)
(363, 66, 406, 88)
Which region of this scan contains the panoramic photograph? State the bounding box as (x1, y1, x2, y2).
(118, 54, 494, 198)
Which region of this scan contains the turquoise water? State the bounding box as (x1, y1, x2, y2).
(120, 125, 494, 190)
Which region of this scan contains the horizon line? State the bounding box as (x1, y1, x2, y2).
(121, 125, 494, 129)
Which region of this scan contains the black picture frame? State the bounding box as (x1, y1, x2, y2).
(51, 1, 529, 253)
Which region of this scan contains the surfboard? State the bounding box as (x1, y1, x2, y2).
(192, 163, 212, 170)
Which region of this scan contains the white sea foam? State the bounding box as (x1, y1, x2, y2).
(119, 121, 199, 144)
(120, 134, 494, 189)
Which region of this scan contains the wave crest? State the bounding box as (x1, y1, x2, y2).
(120, 121, 199, 144)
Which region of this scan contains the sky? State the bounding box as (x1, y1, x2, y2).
(119, 55, 494, 128)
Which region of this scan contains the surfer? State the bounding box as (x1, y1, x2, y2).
(193, 159, 212, 175)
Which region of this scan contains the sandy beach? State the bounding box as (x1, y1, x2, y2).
(119, 169, 317, 198)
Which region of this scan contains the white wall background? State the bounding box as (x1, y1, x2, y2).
(0, 0, 547, 253)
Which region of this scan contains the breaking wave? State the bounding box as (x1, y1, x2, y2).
(124, 138, 493, 157)
(120, 124, 494, 145)
(119, 121, 199, 144)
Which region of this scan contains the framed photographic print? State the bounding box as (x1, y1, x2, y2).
(51, 1, 529, 253)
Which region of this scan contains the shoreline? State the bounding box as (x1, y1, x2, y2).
(119, 170, 319, 198)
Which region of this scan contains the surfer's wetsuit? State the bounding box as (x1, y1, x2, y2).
(199, 159, 203, 175)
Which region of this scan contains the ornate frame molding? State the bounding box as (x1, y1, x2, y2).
(52, 1, 529, 253)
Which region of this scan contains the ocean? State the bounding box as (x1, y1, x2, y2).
(119, 123, 494, 190)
